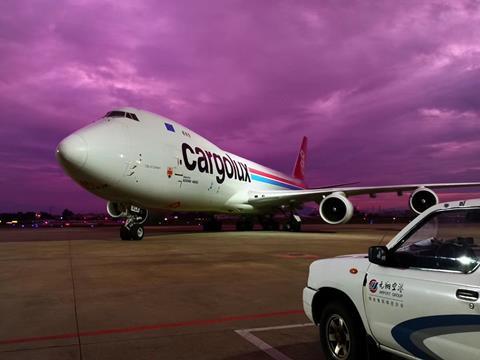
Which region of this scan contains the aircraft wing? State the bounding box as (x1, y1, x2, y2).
(248, 182, 480, 207)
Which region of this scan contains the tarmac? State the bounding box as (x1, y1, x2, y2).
(0, 224, 403, 360)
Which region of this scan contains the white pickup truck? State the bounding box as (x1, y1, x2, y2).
(303, 199, 480, 360)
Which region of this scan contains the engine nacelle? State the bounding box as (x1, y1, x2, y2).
(409, 187, 439, 214)
(319, 192, 354, 225)
(107, 201, 128, 218)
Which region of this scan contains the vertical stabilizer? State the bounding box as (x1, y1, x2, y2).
(292, 136, 307, 181)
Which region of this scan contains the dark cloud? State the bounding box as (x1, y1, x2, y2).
(1, 0, 480, 212)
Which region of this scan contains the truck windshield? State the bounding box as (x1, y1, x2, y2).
(394, 208, 480, 273)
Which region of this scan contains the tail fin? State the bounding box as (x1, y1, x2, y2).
(292, 136, 307, 181)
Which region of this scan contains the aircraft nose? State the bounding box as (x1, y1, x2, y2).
(56, 134, 88, 171)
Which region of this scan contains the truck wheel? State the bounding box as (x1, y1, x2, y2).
(319, 301, 366, 360)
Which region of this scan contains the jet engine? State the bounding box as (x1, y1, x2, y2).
(107, 201, 128, 218)
(319, 192, 354, 225)
(409, 187, 439, 214)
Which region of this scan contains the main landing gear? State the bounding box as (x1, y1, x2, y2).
(255, 213, 302, 232)
(236, 216, 254, 231)
(260, 215, 280, 231)
(120, 206, 148, 241)
(202, 216, 222, 231)
(283, 214, 302, 232)
(200, 213, 302, 232)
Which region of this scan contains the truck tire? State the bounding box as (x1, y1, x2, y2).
(319, 301, 366, 360)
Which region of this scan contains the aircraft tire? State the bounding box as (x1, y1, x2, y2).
(261, 218, 279, 231)
(130, 224, 144, 240)
(284, 215, 301, 232)
(236, 217, 254, 231)
(212, 222, 221, 231)
(203, 219, 222, 232)
(120, 226, 131, 241)
(289, 220, 301, 232)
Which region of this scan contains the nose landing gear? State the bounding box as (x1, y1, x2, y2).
(119, 205, 148, 241)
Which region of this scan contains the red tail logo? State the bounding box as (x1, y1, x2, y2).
(293, 136, 307, 181)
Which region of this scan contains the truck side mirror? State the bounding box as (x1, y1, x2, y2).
(368, 246, 389, 266)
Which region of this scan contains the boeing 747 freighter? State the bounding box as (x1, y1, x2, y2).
(56, 108, 480, 240)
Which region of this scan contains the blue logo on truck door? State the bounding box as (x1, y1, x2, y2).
(369, 279, 379, 293)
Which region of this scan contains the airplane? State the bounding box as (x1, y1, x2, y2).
(56, 107, 480, 240)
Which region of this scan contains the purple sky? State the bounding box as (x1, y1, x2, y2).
(1, 0, 480, 213)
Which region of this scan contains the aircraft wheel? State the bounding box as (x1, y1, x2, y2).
(120, 226, 131, 241)
(261, 218, 279, 231)
(284, 215, 301, 232)
(130, 224, 144, 240)
(203, 218, 222, 232)
(215, 221, 222, 231)
(236, 217, 254, 231)
(289, 220, 301, 232)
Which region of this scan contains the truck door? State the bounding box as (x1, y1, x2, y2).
(364, 208, 480, 360)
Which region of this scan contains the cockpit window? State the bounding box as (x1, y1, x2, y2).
(105, 111, 139, 121)
(106, 111, 126, 117)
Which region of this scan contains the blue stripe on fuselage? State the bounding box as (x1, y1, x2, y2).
(251, 174, 303, 190)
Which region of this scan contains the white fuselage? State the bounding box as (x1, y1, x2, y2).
(56, 108, 304, 214)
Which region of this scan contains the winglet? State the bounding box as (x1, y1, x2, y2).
(292, 136, 307, 181)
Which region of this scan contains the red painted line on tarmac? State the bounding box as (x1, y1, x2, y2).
(0, 332, 80, 345)
(0, 309, 303, 345)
